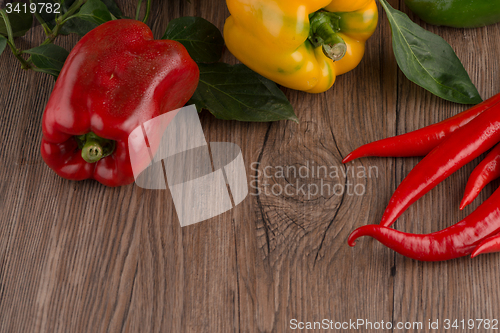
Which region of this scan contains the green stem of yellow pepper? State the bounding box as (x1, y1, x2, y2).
(309, 11, 346, 61)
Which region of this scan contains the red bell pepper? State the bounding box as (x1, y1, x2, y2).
(41, 19, 199, 187)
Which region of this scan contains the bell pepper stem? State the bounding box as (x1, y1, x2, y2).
(309, 11, 347, 61)
(321, 33, 347, 61)
(76, 132, 116, 164)
(82, 139, 104, 163)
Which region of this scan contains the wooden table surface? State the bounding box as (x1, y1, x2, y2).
(2, 0, 500, 332)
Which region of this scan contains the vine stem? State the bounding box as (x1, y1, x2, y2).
(135, 0, 152, 23)
(46, 0, 86, 44)
(26, 0, 87, 63)
(0, 9, 33, 69)
(143, 0, 151, 23)
(0, 9, 15, 45)
(59, 0, 87, 23)
(29, 0, 53, 36)
(135, 0, 143, 21)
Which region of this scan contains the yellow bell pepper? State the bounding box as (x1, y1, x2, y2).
(224, 0, 378, 93)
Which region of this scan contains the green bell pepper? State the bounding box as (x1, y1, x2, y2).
(404, 0, 500, 28)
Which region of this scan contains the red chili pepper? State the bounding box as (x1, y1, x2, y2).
(348, 186, 500, 261)
(379, 102, 500, 227)
(471, 232, 500, 257)
(460, 143, 500, 209)
(342, 93, 500, 163)
(41, 19, 199, 186)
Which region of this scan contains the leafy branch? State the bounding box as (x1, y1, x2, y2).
(0, 0, 123, 77)
(1, 2, 296, 123)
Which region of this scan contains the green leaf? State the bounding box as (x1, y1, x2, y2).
(163, 16, 224, 63)
(39, 0, 116, 36)
(59, 17, 99, 36)
(379, 0, 482, 105)
(25, 44, 69, 77)
(73, 0, 112, 25)
(61, 0, 112, 36)
(99, 0, 123, 19)
(0, 2, 33, 37)
(0, 35, 7, 55)
(189, 63, 298, 122)
(39, 0, 121, 34)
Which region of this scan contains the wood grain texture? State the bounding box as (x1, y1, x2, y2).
(1, 0, 500, 332)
